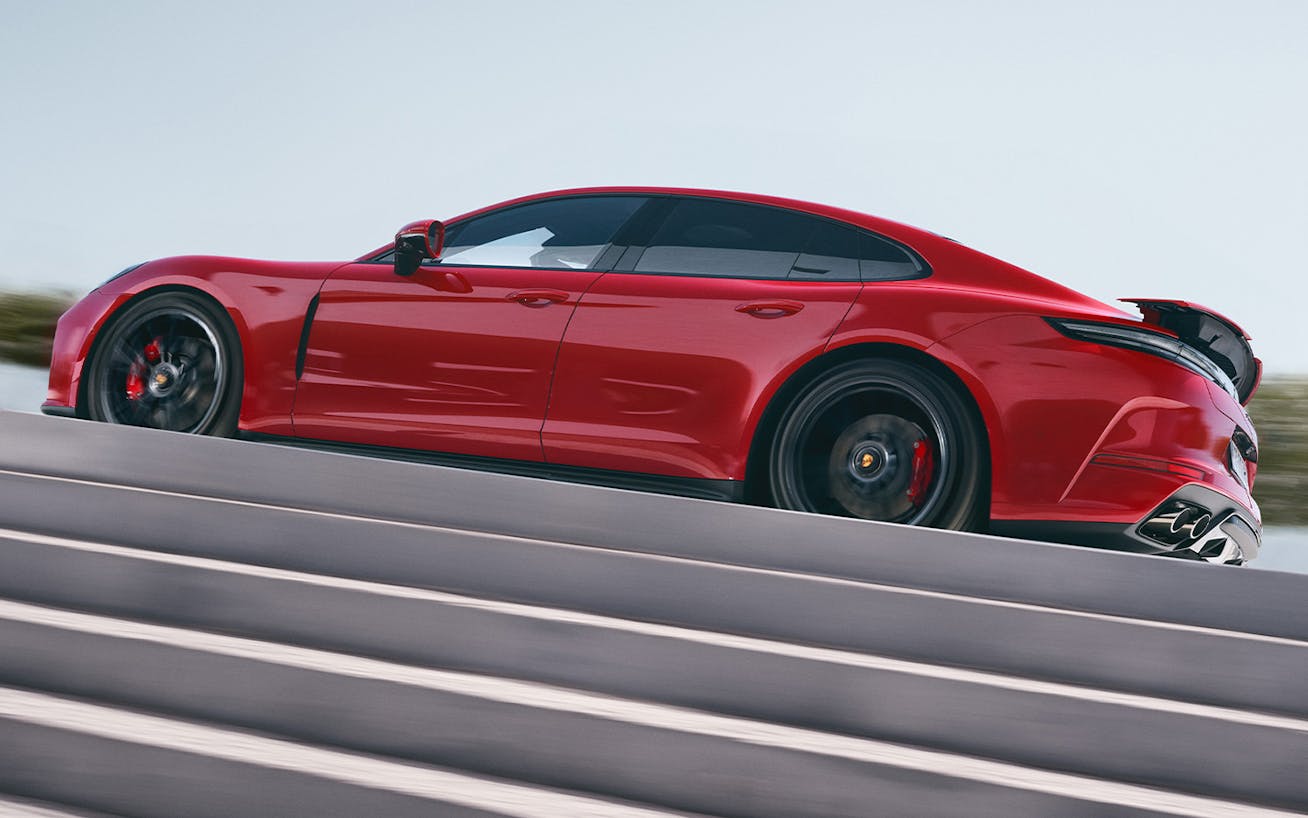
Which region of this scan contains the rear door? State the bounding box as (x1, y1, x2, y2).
(542, 197, 865, 481)
(293, 195, 647, 460)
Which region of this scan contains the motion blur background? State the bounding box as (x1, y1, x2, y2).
(2, 0, 1304, 566)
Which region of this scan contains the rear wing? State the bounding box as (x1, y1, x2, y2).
(1122, 299, 1261, 404)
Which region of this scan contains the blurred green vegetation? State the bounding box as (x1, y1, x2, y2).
(0, 290, 73, 367)
(1247, 378, 1308, 526)
(0, 288, 1305, 522)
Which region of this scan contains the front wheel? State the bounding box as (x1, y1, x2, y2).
(768, 358, 986, 530)
(86, 291, 242, 436)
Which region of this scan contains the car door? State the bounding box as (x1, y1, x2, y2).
(292, 195, 647, 461)
(542, 196, 867, 482)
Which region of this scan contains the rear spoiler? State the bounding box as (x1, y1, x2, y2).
(1122, 299, 1261, 405)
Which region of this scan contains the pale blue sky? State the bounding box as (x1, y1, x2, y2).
(2, 1, 1305, 370)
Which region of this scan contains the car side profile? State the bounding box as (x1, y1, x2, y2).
(43, 187, 1262, 563)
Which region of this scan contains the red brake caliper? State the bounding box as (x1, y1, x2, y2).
(906, 438, 935, 506)
(125, 367, 145, 400)
(125, 338, 163, 400)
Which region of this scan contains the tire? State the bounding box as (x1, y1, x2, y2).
(86, 291, 242, 437)
(768, 358, 986, 530)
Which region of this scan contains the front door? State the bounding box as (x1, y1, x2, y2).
(292, 194, 649, 461)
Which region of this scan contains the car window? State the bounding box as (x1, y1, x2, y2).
(860, 233, 923, 281)
(438, 196, 647, 270)
(790, 221, 861, 281)
(634, 199, 815, 279)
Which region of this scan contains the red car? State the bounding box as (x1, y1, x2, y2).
(43, 187, 1262, 563)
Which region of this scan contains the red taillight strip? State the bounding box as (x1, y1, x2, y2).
(1091, 453, 1208, 482)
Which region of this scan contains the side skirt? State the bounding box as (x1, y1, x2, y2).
(236, 431, 746, 504)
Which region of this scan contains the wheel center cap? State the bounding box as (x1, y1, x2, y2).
(850, 441, 892, 480)
(148, 362, 181, 398)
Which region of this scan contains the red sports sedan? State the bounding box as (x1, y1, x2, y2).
(42, 187, 1262, 563)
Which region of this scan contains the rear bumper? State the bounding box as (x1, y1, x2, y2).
(992, 483, 1261, 565)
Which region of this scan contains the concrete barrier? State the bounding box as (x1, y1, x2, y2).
(1, 411, 1305, 816)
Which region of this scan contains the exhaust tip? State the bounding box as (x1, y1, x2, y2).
(1169, 508, 1199, 534)
(1171, 507, 1213, 540)
(1139, 503, 1215, 547)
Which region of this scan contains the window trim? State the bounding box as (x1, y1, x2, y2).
(362, 192, 932, 283)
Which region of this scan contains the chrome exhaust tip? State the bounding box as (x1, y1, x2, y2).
(1169, 507, 1198, 534)
(1141, 510, 1185, 541)
(1184, 512, 1212, 540)
(1139, 504, 1213, 547)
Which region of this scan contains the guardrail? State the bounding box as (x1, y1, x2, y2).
(0, 411, 1304, 817)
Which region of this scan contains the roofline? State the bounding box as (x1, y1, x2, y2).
(441, 186, 944, 248)
(358, 186, 949, 263)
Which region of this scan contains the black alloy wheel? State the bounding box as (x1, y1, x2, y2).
(87, 291, 241, 437)
(769, 358, 986, 530)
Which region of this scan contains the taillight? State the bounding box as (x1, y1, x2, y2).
(1046, 318, 1241, 402)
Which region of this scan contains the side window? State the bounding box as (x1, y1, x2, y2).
(861, 233, 923, 281)
(790, 221, 861, 281)
(634, 199, 814, 279)
(438, 196, 647, 270)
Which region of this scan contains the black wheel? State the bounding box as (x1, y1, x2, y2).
(768, 358, 986, 530)
(86, 291, 241, 436)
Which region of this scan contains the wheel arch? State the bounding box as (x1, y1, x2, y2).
(743, 341, 992, 521)
(77, 283, 249, 420)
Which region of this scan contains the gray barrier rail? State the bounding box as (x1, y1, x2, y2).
(0, 411, 1305, 817)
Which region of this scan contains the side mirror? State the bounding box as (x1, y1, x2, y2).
(393, 219, 445, 277)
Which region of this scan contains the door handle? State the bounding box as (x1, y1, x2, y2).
(508, 288, 569, 308)
(735, 300, 804, 318)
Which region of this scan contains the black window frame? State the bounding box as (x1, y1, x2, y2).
(364, 192, 932, 283)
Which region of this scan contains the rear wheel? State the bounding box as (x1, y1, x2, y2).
(768, 358, 986, 530)
(87, 291, 241, 436)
